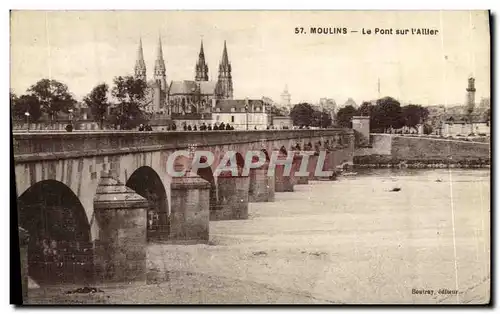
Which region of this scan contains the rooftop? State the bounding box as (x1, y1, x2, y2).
(213, 99, 269, 113)
(168, 80, 217, 95)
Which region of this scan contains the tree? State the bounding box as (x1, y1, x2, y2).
(357, 101, 377, 131)
(312, 109, 332, 128)
(11, 93, 42, 122)
(401, 104, 429, 132)
(271, 105, 287, 117)
(479, 97, 490, 110)
(10, 92, 18, 118)
(485, 108, 491, 127)
(112, 76, 147, 104)
(83, 83, 110, 129)
(290, 103, 315, 127)
(111, 76, 148, 130)
(10, 91, 17, 105)
(27, 79, 76, 122)
(373, 97, 404, 132)
(358, 101, 374, 117)
(336, 105, 358, 128)
(423, 124, 433, 135)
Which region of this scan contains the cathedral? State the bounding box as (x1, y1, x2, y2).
(134, 36, 234, 115)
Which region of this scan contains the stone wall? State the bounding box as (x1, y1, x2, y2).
(354, 134, 490, 167)
(354, 134, 392, 156)
(13, 129, 352, 162)
(391, 135, 490, 161)
(12, 120, 101, 131)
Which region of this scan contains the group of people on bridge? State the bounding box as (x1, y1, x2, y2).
(138, 124, 153, 131)
(181, 122, 235, 131)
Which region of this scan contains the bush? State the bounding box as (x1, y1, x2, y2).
(422, 124, 433, 135)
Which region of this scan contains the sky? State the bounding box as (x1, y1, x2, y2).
(10, 10, 490, 106)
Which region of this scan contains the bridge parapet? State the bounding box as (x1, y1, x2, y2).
(13, 129, 352, 163)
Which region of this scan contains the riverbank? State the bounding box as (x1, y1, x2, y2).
(354, 134, 490, 170)
(354, 155, 490, 169)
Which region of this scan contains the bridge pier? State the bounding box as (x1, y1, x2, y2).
(170, 172, 210, 243)
(288, 151, 305, 187)
(249, 161, 275, 202)
(275, 163, 294, 192)
(294, 152, 309, 185)
(324, 148, 335, 172)
(308, 152, 320, 180)
(93, 173, 149, 283)
(212, 172, 250, 220)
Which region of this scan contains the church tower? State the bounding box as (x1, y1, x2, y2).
(195, 40, 209, 81)
(466, 75, 476, 111)
(154, 34, 167, 91)
(215, 40, 234, 99)
(280, 84, 291, 109)
(134, 38, 147, 81)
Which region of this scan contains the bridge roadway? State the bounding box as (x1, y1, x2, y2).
(13, 129, 354, 289)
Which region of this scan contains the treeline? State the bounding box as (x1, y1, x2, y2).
(11, 76, 150, 130)
(336, 97, 431, 134)
(289, 103, 333, 128)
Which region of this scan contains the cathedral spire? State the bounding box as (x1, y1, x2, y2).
(220, 40, 229, 67)
(195, 39, 209, 81)
(134, 37, 147, 81)
(154, 32, 167, 91)
(216, 40, 233, 99)
(156, 34, 164, 61)
(199, 40, 205, 59)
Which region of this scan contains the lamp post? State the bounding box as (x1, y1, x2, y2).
(24, 112, 30, 132)
(245, 104, 249, 130)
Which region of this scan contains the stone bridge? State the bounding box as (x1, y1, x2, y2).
(13, 129, 354, 286)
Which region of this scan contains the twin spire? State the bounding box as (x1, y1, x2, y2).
(134, 36, 233, 98)
(134, 34, 165, 82)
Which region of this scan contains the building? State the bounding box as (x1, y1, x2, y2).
(271, 116, 293, 129)
(426, 77, 490, 137)
(343, 98, 357, 109)
(441, 114, 490, 136)
(319, 98, 337, 124)
(211, 98, 271, 130)
(133, 37, 234, 116)
(465, 76, 476, 114)
(134, 36, 168, 114)
(280, 85, 292, 111)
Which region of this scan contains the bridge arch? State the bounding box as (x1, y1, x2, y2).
(17, 179, 92, 286)
(125, 166, 169, 241)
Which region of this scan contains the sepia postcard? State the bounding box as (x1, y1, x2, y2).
(10, 10, 491, 305)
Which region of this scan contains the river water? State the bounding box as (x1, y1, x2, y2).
(147, 169, 490, 304)
(29, 169, 491, 304)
